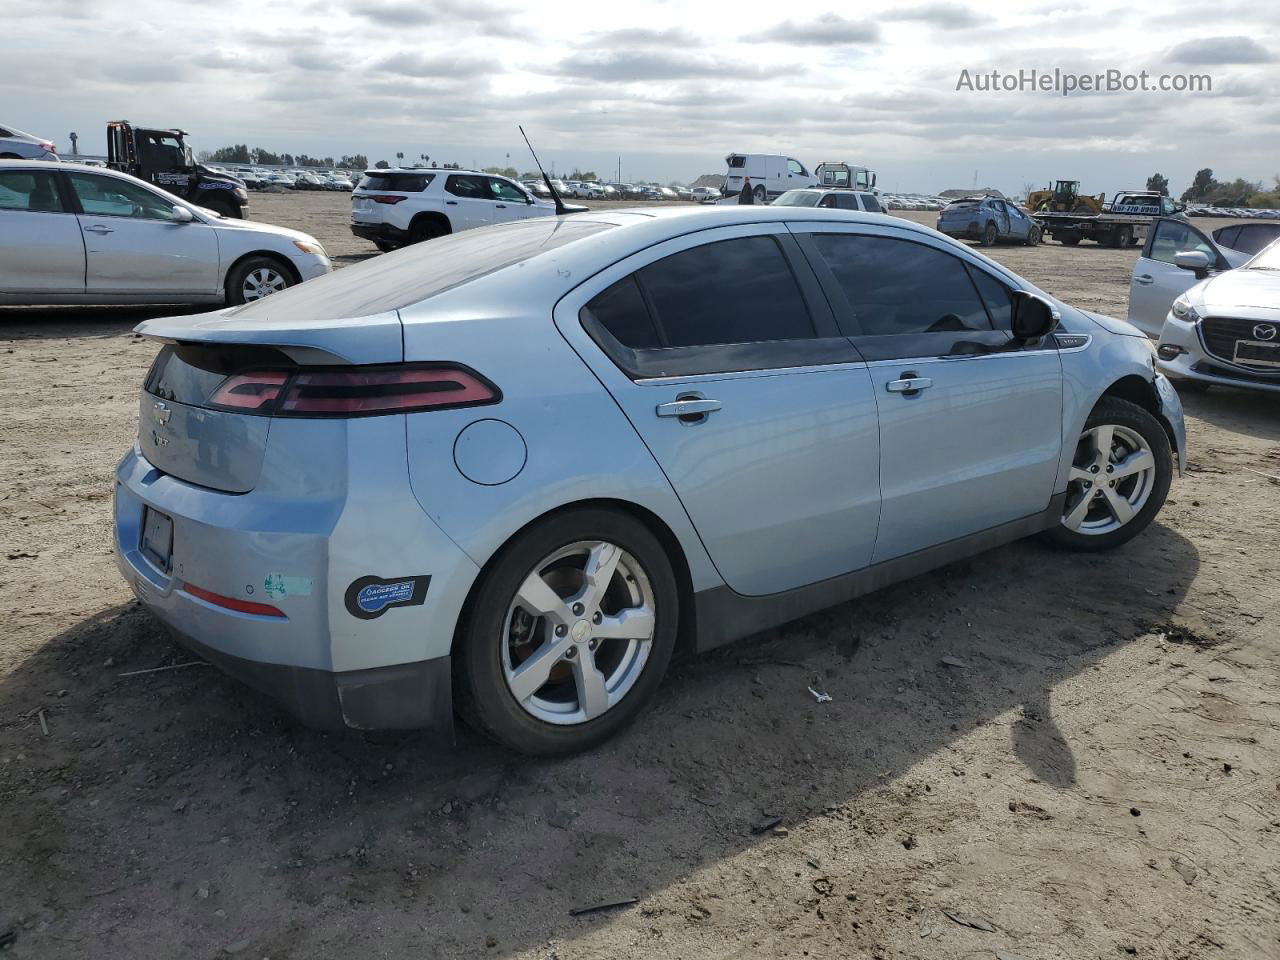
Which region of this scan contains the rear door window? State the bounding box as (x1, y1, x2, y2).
(445, 174, 489, 199)
(639, 236, 815, 347)
(0, 170, 67, 213)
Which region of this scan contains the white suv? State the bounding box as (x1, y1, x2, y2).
(350, 168, 582, 251)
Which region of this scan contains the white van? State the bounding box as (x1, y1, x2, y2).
(723, 154, 818, 203)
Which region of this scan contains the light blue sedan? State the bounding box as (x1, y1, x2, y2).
(114, 206, 1184, 754)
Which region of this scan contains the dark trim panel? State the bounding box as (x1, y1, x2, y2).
(159, 624, 454, 736)
(692, 492, 1067, 652)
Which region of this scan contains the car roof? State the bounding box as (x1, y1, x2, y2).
(362, 166, 493, 177)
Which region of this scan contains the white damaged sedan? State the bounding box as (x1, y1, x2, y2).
(0, 159, 331, 306)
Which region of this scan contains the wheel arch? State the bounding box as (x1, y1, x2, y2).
(223, 249, 302, 289)
(410, 210, 452, 236)
(1099, 373, 1179, 458)
(449, 497, 699, 662)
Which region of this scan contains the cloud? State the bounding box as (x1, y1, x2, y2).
(578, 27, 706, 48)
(374, 51, 497, 79)
(548, 49, 778, 82)
(351, 0, 519, 36)
(289, 49, 337, 71)
(1167, 35, 1273, 65)
(745, 14, 880, 46)
(882, 3, 988, 28)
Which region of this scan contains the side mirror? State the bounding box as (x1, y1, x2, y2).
(1174, 250, 1210, 279)
(172, 205, 194, 223)
(1011, 290, 1056, 341)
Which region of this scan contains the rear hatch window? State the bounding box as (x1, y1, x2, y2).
(225, 217, 620, 324)
(358, 172, 435, 192)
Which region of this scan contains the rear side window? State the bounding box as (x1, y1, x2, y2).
(727, 156, 746, 168)
(860, 194, 882, 213)
(586, 276, 661, 349)
(0, 170, 65, 212)
(1236, 224, 1280, 256)
(361, 172, 434, 192)
(445, 175, 488, 199)
(638, 236, 815, 347)
(811, 234, 991, 335)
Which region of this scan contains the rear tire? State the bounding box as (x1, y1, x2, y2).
(373, 240, 396, 253)
(982, 222, 998, 246)
(753, 184, 766, 204)
(1060, 235, 1081, 246)
(1026, 226, 1042, 246)
(1043, 398, 1172, 553)
(409, 216, 448, 245)
(224, 256, 295, 306)
(456, 508, 679, 755)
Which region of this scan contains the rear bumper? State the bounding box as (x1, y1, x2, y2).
(160, 624, 452, 733)
(113, 414, 482, 733)
(351, 220, 411, 246)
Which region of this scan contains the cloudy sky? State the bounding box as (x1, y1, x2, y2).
(8, 0, 1278, 195)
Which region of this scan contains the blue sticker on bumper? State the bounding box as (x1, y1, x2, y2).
(344, 575, 430, 620)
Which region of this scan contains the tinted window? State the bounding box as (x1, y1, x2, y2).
(1235, 224, 1280, 256)
(811, 234, 991, 335)
(728, 156, 746, 168)
(585, 276, 661, 349)
(640, 236, 815, 347)
(0, 170, 66, 212)
(1149, 220, 1215, 265)
(968, 268, 1015, 330)
(66, 172, 180, 220)
(1215, 226, 1240, 250)
(775, 190, 820, 207)
(445, 174, 488, 199)
(860, 194, 882, 213)
(361, 172, 434, 192)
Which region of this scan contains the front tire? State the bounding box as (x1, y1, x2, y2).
(1043, 397, 1172, 552)
(982, 222, 998, 246)
(224, 256, 294, 305)
(456, 508, 679, 755)
(753, 184, 766, 204)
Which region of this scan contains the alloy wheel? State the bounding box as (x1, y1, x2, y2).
(241, 267, 289, 301)
(1062, 423, 1157, 535)
(501, 541, 656, 725)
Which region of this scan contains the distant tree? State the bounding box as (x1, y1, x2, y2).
(569, 169, 598, 181)
(1145, 173, 1169, 196)
(211, 144, 252, 164)
(374, 160, 390, 169)
(340, 154, 369, 170)
(1180, 168, 1216, 201)
(483, 166, 520, 179)
(196, 150, 213, 162)
(440, 161, 462, 169)
(519, 170, 541, 180)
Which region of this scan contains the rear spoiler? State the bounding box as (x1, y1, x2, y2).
(134, 308, 403, 366)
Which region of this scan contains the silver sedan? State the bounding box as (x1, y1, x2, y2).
(0, 160, 331, 306)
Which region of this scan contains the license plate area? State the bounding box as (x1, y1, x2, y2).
(1234, 339, 1280, 368)
(141, 506, 174, 573)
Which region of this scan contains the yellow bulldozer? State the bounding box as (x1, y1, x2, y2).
(1027, 180, 1105, 215)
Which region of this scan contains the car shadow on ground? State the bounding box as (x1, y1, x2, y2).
(0, 523, 1200, 957)
(1179, 386, 1280, 443)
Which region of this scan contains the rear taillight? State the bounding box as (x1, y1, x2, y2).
(280, 365, 497, 415)
(206, 363, 498, 418)
(371, 194, 407, 204)
(209, 371, 288, 411)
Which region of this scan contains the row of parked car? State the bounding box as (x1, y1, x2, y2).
(519, 177, 720, 203)
(1185, 204, 1280, 220)
(218, 166, 355, 192)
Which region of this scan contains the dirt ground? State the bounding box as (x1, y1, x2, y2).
(1, 193, 1277, 960)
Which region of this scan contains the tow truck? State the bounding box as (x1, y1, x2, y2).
(106, 121, 249, 218)
(1035, 190, 1186, 247)
(815, 161, 877, 192)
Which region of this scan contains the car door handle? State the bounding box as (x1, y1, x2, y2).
(83, 224, 114, 234)
(495, 204, 506, 209)
(886, 376, 933, 395)
(1134, 274, 1154, 286)
(445, 200, 457, 205)
(656, 398, 721, 421)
